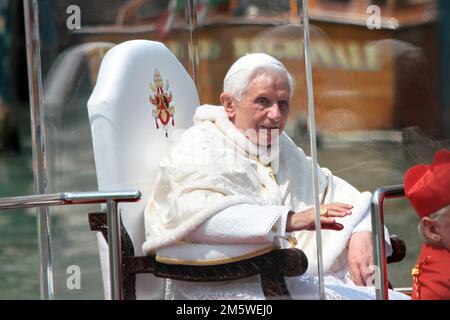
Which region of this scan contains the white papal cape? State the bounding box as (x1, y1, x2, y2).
(142, 105, 405, 300)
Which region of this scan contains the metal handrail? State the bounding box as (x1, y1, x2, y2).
(370, 184, 405, 300)
(0, 190, 141, 300)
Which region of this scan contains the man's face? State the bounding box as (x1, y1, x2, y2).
(224, 72, 290, 146)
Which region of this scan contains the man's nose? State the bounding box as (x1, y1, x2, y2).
(267, 103, 282, 121)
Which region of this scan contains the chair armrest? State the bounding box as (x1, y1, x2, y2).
(88, 212, 108, 239)
(88, 212, 135, 256)
(387, 235, 406, 264)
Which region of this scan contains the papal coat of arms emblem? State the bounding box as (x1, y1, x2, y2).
(149, 69, 175, 137)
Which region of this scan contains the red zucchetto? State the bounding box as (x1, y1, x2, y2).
(404, 149, 450, 218)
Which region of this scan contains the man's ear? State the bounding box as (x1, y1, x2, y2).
(422, 217, 442, 243)
(220, 92, 236, 119)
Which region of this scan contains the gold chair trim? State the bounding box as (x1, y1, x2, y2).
(156, 245, 279, 266)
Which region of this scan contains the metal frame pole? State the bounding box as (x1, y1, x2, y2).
(23, 0, 54, 300)
(299, 0, 326, 300)
(106, 200, 123, 300)
(370, 185, 404, 300)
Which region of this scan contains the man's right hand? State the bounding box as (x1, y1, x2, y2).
(286, 203, 353, 232)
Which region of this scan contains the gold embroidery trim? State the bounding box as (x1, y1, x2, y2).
(255, 156, 277, 183)
(411, 255, 431, 300)
(275, 234, 298, 248)
(156, 245, 279, 266)
(266, 165, 277, 183)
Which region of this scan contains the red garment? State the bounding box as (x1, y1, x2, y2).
(412, 243, 450, 300)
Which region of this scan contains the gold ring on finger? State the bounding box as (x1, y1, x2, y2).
(320, 208, 328, 216)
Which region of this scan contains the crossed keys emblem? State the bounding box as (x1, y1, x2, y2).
(149, 69, 175, 137)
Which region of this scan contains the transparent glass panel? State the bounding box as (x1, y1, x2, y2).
(309, 0, 449, 289)
(19, 0, 315, 300)
(30, 0, 193, 299)
(0, 0, 38, 299)
(13, 0, 447, 300)
(0, 209, 40, 299)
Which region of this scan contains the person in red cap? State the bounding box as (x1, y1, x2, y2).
(404, 148, 450, 300)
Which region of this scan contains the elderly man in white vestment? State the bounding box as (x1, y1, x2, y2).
(142, 53, 409, 300)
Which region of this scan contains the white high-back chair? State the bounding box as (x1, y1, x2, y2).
(87, 40, 199, 299)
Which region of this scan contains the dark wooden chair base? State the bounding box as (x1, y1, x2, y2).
(88, 212, 308, 300)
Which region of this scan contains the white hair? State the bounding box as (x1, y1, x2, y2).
(418, 204, 449, 244)
(223, 53, 294, 101)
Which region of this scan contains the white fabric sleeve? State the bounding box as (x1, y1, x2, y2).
(185, 204, 291, 244)
(352, 207, 393, 257)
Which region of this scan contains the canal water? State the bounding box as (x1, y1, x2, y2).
(0, 111, 426, 299)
